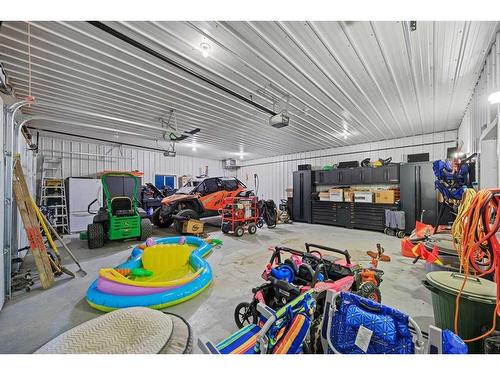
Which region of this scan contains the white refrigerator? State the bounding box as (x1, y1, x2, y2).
(67, 177, 103, 233)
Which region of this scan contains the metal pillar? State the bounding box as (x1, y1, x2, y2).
(0, 97, 5, 309)
(3, 99, 32, 299)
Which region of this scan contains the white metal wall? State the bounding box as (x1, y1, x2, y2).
(239, 130, 457, 203)
(458, 30, 500, 185)
(1, 96, 5, 309)
(38, 135, 227, 184)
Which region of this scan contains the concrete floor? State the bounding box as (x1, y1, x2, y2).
(0, 222, 434, 353)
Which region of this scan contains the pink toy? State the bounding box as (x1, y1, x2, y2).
(178, 236, 186, 245)
(290, 254, 303, 267)
(145, 238, 155, 247)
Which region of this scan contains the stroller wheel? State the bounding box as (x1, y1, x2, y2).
(256, 220, 264, 228)
(383, 228, 389, 235)
(234, 302, 257, 329)
(396, 230, 405, 238)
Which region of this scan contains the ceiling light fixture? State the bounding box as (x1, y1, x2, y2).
(200, 42, 211, 58)
(239, 154, 244, 160)
(192, 146, 197, 152)
(488, 90, 500, 105)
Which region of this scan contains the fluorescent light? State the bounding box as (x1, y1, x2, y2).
(200, 42, 210, 58)
(488, 91, 500, 105)
(239, 155, 244, 159)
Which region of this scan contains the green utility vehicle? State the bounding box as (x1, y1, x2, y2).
(86, 172, 152, 249)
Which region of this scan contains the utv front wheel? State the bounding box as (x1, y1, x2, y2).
(151, 207, 173, 228)
(140, 218, 153, 241)
(88, 223, 105, 249)
(174, 209, 199, 234)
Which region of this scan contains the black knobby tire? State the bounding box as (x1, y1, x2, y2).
(151, 207, 173, 228)
(234, 302, 258, 328)
(247, 223, 257, 235)
(358, 282, 382, 303)
(87, 223, 105, 249)
(140, 218, 153, 241)
(234, 226, 244, 237)
(174, 209, 199, 234)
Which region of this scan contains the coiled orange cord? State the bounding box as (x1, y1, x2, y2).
(454, 189, 500, 342)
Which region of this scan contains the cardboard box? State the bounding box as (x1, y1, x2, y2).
(344, 189, 354, 202)
(182, 219, 204, 234)
(319, 191, 330, 201)
(375, 190, 397, 204)
(285, 188, 293, 198)
(354, 191, 374, 203)
(329, 188, 343, 202)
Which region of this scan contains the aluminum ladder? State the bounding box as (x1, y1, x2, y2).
(39, 158, 69, 234)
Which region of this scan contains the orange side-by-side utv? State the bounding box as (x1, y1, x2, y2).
(151, 177, 253, 233)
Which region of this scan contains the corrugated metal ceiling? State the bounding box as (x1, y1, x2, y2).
(1, 21, 498, 159)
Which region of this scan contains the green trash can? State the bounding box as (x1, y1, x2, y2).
(423, 271, 499, 353)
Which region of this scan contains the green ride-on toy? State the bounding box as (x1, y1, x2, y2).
(86, 172, 153, 249)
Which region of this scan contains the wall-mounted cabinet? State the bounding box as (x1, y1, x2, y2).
(351, 167, 372, 184)
(371, 164, 400, 183)
(313, 164, 399, 186)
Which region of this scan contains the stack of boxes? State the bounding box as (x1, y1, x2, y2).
(316, 188, 399, 204)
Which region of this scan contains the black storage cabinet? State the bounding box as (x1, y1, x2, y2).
(293, 170, 312, 223)
(400, 162, 438, 233)
(311, 201, 351, 227)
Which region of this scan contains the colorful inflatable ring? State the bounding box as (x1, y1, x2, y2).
(86, 236, 213, 312)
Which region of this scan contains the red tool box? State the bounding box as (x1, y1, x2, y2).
(220, 196, 258, 237)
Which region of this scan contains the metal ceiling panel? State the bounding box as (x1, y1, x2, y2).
(1, 21, 498, 160)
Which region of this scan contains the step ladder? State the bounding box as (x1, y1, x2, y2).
(39, 158, 69, 234)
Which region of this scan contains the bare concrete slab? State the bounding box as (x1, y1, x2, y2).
(0, 222, 433, 353)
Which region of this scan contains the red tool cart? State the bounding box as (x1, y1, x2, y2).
(220, 196, 258, 237)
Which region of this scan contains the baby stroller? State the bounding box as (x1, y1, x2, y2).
(384, 209, 406, 238)
(319, 290, 467, 354)
(199, 291, 316, 354)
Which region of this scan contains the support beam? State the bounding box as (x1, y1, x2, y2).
(87, 21, 277, 117)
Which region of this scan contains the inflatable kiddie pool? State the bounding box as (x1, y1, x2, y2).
(86, 236, 213, 312)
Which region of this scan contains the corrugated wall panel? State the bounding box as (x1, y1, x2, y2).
(458, 29, 499, 185)
(38, 135, 226, 185)
(239, 130, 457, 203)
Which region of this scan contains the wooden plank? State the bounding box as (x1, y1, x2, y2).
(12, 159, 54, 289)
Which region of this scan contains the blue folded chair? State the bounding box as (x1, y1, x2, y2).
(199, 291, 315, 354)
(320, 291, 467, 354)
